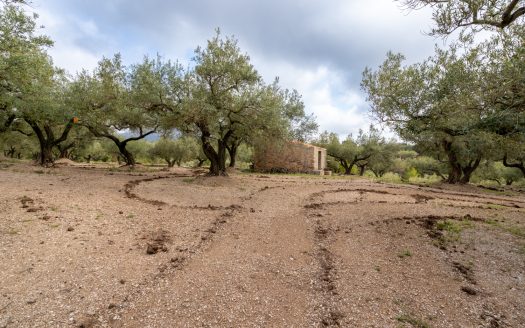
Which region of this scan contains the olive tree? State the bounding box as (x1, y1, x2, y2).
(316, 128, 380, 176)
(177, 32, 309, 176)
(150, 137, 198, 167)
(399, 0, 525, 35)
(71, 55, 180, 166)
(361, 44, 499, 183)
(0, 4, 52, 132)
(0, 4, 77, 165)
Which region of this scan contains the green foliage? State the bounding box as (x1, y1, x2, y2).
(316, 125, 385, 175)
(82, 140, 112, 162)
(69, 54, 180, 165)
(360, 37, 523, 183)
(126, 139, 153, 164)
(235, 143, 253, 166)
(149, 137, 198, 167)
(1, 4, 78, 165)
(397, 150, 418, 160)
(399, 0, 525, 36)
(474, 161, 524, 186)
(404, 167, 419, 182)
(1, 4, 53, 128)
(326, 156, 343, 173)
(170, 30, 315, 175)
(0, 130, 37, 159)
(410, 156, 446, 179)
(396, 313, 430, 328)
(368, 142, 400, 177)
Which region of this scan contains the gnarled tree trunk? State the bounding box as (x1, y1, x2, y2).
(86, 126, 155, 167)
(503, 154, 525, 176)
(442, 139, 482, 184)
(198, 123, 231, 176)
(459, 157, 482, 184)
(25, 118, 75, 166)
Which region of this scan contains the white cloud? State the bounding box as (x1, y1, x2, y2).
(250, 59, 371, 138)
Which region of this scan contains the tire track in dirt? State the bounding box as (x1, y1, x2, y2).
(349, 213, 517, 327)
(301, 186, 523, 327)
(99, 182, 323, 327)
(303, 189, 346, 327)
(308, 187, 525, 210)
(102, 178, 524, 326)
(313, 219, 344, 327)
(93, 177, 303, 326)
(379, 183, 525, 205)
(123, 174, 249, 210)
(90, 202, 244, 327)
(74, 174, 243, 326)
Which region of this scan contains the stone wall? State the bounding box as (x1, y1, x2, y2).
(254, 141, 327, 173)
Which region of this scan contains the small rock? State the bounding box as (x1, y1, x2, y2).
(461, 286, 478, 295)
(26, 298, 37, 304)
(39, 214, 51, 221)
(67, 227, 74, 232)
(146, 243, 167, 254)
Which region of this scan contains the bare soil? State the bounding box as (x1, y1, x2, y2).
(0, 163, 524, 327)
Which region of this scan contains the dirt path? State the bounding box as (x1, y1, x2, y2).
(104, 182, 329, 327)
(0, 164, 524, 327)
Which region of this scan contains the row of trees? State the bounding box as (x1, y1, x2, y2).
(359, 0, 525, 184)
(2, 0, 524, 183)
(314, 126, 524, 186)
(0, 2, 316, 175)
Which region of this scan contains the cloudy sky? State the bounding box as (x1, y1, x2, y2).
(31, 0, 444, 138)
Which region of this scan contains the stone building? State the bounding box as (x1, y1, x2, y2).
(253, 141, 328, 174)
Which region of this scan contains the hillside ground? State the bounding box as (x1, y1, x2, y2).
(0, 161, 524, 327)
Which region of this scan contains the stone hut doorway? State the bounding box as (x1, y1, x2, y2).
(318, 150, 322, 170)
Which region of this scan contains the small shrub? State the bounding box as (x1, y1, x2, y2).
(396, 314, 430, 328)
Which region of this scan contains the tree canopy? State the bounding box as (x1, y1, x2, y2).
(172, 31, 316, 175)
(361, 39, 505, 183)
(399, 0, 525, 35)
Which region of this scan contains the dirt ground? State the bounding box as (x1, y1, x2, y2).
(0, 162, 524, 328)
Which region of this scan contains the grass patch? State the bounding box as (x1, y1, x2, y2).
(486, 203, 507, 210)
(483, 220, 525, 239)
(437, 219, 473, 233)
(34, 169, 45, 174)
(396, 314, 431, 328)
(7, 229, 19, 235)
(182, 177, 195, 184)
(506, 226, 525, 238)
(478, 187, 517, 197)
(398, 250, 412, 259)
(376, 172, 403, 184)
(126, 214, 135, 219)
(408, 175, 442, 186)
(434, 219, 474, 245)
